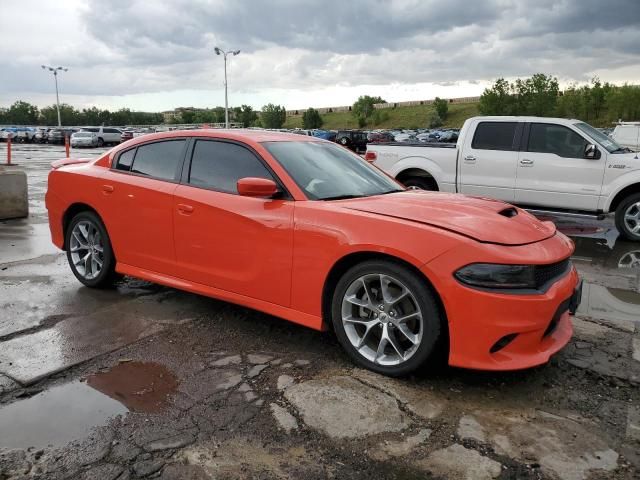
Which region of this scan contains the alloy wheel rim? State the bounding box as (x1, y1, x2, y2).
(70, 221, 104, 280)
(623, 202, 640, 236)
(341, 273, 423, 366)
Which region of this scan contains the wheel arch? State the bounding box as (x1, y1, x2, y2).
(62, 202, 104, 251)
(321, 251, 449, 347)
(608, 182, 640, 213)
(396, 167, 440, 190)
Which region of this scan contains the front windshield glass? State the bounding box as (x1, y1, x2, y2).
(574, 122, 625, 153)
(263, 141, 403, 200)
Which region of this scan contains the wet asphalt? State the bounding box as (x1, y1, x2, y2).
(0, 143, 639, 480)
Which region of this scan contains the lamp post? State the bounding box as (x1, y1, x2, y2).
(214, 47, 240, 128)
(41, 65, 68, 127)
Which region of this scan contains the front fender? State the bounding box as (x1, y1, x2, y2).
(601, 170, 640, 212)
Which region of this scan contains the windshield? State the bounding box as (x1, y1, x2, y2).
(74, 132, 92, 138)
(574, 122, 625, 153)
(263, 141, 403, 200)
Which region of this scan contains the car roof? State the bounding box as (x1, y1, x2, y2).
(123, 128, 327, 146)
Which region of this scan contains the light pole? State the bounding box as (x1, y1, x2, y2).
(41, 65, 68, 127)
(214, 47, 240, 128)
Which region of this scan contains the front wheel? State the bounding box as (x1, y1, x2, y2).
(65, 211, 118, 288)
(331, 260, 443, 376)
(402, 176, 438, 191)
(615, 193, 640, 242)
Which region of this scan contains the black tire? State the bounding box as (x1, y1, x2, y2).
(331, 259, 443, 377)
(97, 137, 105, 147)
(402, 176, 438, 191)
(615, 193, 640, 242)
(65, 211, 118, 288)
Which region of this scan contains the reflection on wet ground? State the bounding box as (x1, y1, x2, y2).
(0, 362, 177, 449)
(577, 281, 640, 325)
(0, 381, 126, 449)
(87, 361, 178, 413)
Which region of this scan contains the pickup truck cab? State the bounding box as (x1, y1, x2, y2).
(366, 116, 640, 241)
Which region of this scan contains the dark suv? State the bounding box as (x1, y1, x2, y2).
(335, 130, 368, 152)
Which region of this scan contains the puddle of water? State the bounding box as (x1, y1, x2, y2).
(0, 362, 178, 449)
(0, 381, 126, 449)
(87, 361, 178, 413)
(577, 281, 640, 325)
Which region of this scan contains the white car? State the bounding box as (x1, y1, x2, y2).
(365, 116, 640, 241)
(611, 123, 640, 152)
(71, 131, 99, 148)
(80, 126, 122, 146)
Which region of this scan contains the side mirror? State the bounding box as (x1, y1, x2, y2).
(237, 177, 279, 198)
(584, 144, 601, 159)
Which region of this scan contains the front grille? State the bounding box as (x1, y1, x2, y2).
(534, 259, 570, 289)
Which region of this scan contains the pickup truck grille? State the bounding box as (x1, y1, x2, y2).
(534, 259, 571, 289)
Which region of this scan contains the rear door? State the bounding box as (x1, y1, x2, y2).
(100, 139, 187, 273)
(173, 139, 294, 306)
(515, 122, 604, 211)
(458, 120, 520, 203)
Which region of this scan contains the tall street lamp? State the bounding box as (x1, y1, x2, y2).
(41, 65, 68, 127)
(214, 47, 240, 128)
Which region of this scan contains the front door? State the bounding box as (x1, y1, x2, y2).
(515, 123, 604, 211)
(173, 139, 294, 307)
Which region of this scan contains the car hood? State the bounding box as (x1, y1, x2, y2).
(335, 191, 556, 245)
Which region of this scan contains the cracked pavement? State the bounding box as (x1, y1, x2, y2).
(0, 144, 639, 479)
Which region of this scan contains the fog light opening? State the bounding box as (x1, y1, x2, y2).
(490, 333, 518, 354)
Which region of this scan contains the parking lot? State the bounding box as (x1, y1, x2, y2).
(0, 143, 639, 479)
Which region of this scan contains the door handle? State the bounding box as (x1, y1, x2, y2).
(520, 159, 534, 166)
(101, 184, 114, 194)
(464, 155, 476, 163)
(177, 203, 194, 214)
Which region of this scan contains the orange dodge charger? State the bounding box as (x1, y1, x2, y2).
(46, 130, 581, 376)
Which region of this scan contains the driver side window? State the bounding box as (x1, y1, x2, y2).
(527, 123, 588, 158)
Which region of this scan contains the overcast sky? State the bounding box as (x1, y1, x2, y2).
(1, 0, 639, 112)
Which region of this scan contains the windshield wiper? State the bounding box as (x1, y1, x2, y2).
(612, 147, 631, 153)
(321, 194, 365, 201)
(376, 189, 405, 195)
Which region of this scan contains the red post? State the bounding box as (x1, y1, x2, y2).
(65, 134, 70, 158)
(6, 133, 11, 165)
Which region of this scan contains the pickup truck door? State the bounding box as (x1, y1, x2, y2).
(458, 121, 520, 203)
(515, 122, 604, 211)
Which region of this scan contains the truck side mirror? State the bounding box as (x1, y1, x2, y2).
(584, 144, 600, 160)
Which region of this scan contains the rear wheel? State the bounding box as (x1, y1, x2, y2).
(97, 137, 105, 147)
(402, 176, 438, 191)
(615, 193, 640, 242)
(65, 211, 117, 288)
(339, 137, 349, 146)
(331, 260, 443, 376)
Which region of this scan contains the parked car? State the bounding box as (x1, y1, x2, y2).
(120, 130, 134, 143)
(80, 126, 122, 146)
(311, 129, 336, 141)
(335, 130, 368, 152)
(610, 123, 640, 152)
(46, 130, 580, 376)
(35, 128, 51, 143)
(366, 116, 640, 241)
(367, 132, 395, 143)
(0, 127, 36, 143)
(48, 128, 77, 144)
(71, 131, 99, 148)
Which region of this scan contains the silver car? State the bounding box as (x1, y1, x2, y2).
(70, 131, 99, 148)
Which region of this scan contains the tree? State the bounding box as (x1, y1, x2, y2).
(238, 105, 258, 127)
(352, 95, 385, 126)
(433, 97, 448, 120)
(479, 78, 514, 115)
(302, 108, 323, 129)
(261, 103, 286, 128)
(427, 112, 442, 128)
(6, 100, 39, 125)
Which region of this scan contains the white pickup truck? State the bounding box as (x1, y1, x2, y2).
(365, 116, 640, 241)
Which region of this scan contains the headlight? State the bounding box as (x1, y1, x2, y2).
(454, 264, 536, 289)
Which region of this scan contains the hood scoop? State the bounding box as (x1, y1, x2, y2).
(498, 207, 518, 218)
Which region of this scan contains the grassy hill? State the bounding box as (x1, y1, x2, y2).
(283, 102, 480, 130)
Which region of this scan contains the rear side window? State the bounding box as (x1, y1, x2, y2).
(471, 122, 517, 151)
(104, 128, 120, 134)
(115, 149, 135, 171)
(130, 140, 186, 180)
(189, 140, 274, 194)
(527, 123, 588, 158)
(82, 128, 99, 133)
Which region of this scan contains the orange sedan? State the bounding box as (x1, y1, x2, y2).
(45, 130, 581, 376)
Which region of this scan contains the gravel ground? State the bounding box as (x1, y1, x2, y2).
(0, 143, 639, 479)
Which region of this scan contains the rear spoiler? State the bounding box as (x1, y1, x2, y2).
(51, 158, 92, 169)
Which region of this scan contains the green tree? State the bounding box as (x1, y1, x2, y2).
(6, 100, 39, 125)
(180, 109, 196, 124)
(427, 112, 442, 128)
(302, 108, 323, 129)
(433, 97, 448, 120)
(352, 95, 385, 126)
(479, 78, 514, 115)
(238, 105, 258, 127)
(261, 103, 286, 128)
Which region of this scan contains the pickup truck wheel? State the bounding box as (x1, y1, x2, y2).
(615, 193, 640, 241)
(97, 137, 105, 147)
(331, 260, 442, 377)
(402, 177, 437, 191)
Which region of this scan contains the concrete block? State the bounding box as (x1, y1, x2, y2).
(0, 168, 28, 219)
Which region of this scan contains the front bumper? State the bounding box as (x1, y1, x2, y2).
(422, 234, 580, 371)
